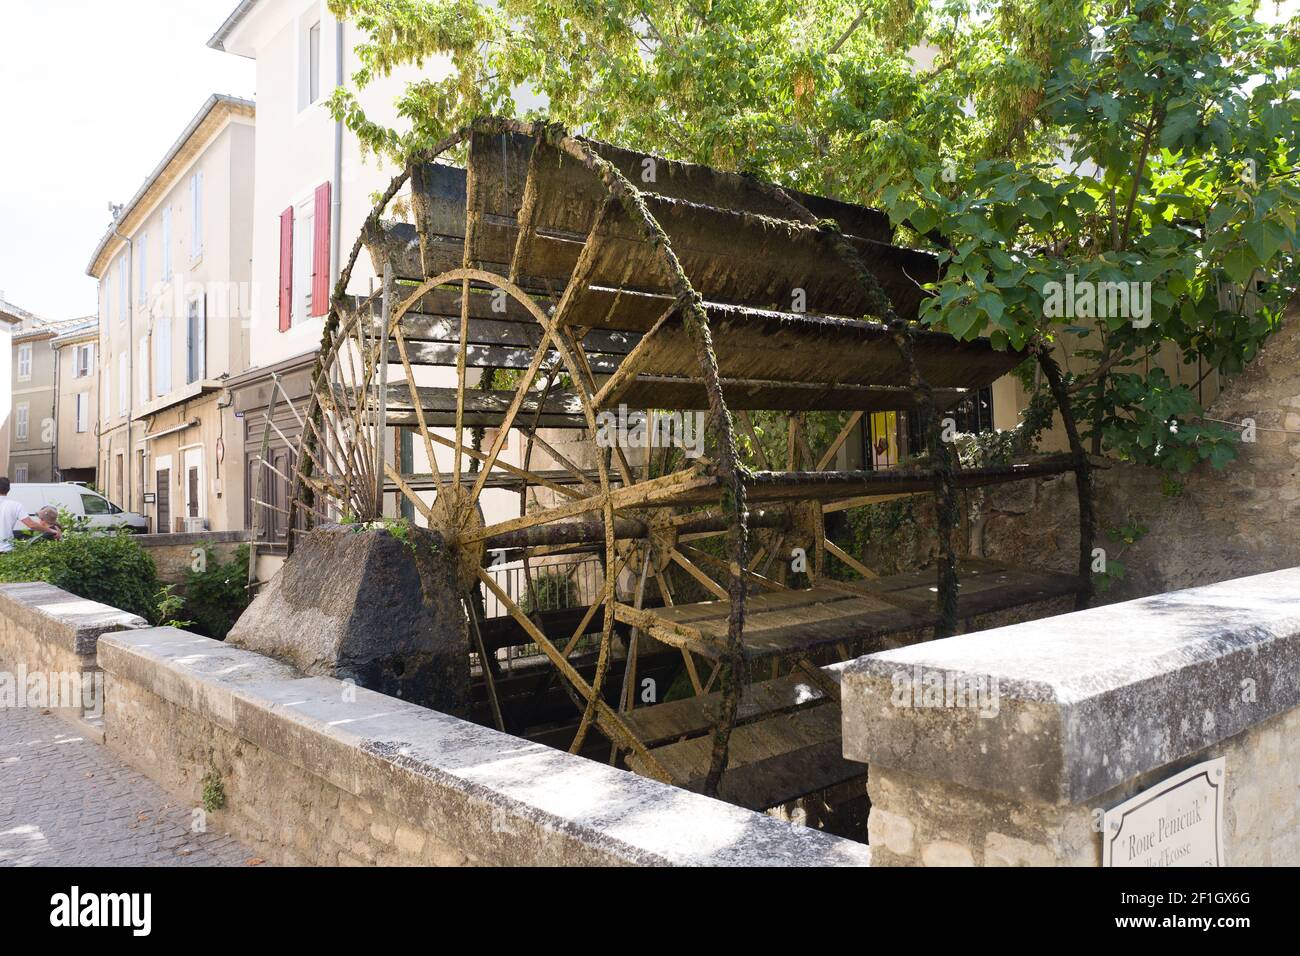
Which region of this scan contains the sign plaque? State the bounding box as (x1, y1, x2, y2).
(1103, 757, 1225, 867)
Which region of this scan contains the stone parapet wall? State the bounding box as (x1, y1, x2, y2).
(0, 583, 147, 719)
(98, 626, 872, 867)
(134, 530, 251, 584)
(841, 568, 1300, 866)
(865, 708, 1297, 866)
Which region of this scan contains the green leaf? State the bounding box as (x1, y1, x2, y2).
(1221, 246, 1260, 284)
(978, 291, 1005, 323)
(1243, 219, 1289, 264)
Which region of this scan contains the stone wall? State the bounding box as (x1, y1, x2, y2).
(865, 708, 1297, 867)
(135, 530, 250, 585)
(0, 583, 147, 720)
(841, 567, 1300, 866)
(105, 661, 476, 866)
(96, 626, 872, 867)
(977, 303, 1300, 602)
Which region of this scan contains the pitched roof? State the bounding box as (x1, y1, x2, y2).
(13, 315, 95, 343)
(0, 296, 40, 325)
(208, 0, 263, 55)
(50, 317, 99, 347)
(85, 93, 255, 278)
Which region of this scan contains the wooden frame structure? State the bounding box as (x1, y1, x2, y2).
(285, 117, 1095, 810)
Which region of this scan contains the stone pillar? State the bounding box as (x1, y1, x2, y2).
(840, 568, 1300, 866)
(228, 524, 471, 716)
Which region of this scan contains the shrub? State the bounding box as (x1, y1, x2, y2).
(0, 528, 161, 622)
(183, 545, 251, 640)
(521, 568, 578, 614)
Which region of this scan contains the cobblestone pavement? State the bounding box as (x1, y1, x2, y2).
(0, 705, 257, 867)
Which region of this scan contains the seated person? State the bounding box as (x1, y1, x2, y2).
(35, 506, 62, 541)
(0, 477, 62, 552)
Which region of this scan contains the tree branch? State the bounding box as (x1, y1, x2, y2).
(1118, 103, 1163, 251)
(830, 11, 868, 54)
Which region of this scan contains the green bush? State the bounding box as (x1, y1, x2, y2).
(521, 568, 578, 614)
(183, 545, 251, 640)
(0, 529, 162, 622)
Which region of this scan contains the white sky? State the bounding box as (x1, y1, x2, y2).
(0, 0, 254, 320)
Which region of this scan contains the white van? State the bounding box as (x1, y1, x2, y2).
(5, 483, 149, 534)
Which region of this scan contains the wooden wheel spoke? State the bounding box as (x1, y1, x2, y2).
(816, 411, 863, 472)
(468, 322, 556, 504)
(561, 324, 635, 485)
(679, 543, 789, 593)
(523, 430, 599, 494)
(466, 467, 708, 545)
(383, 461, 437, 524)
(680, 649, 704, 696)
(477, 569, 668, 780)
(825, 537, 879, 580)
(652, 565, 675, 607)
(465, 599, 505, 733)
(668, 548, 729, 601)
(453, 277, 471, 488)
(423, 428, 583, 500)
(560, 554, 628, 657)
(391, 319, 443, 490)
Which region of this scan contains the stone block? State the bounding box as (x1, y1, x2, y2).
(228, 524, 470, 715)
(921, 841, 974, 867)
(842, 568, 1300, 805)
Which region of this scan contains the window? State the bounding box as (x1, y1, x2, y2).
(137, 450, 147, 513)
(301, 18, 322, 109)
(74, 343, 93, 377)
(162, 207, 173, 280)
(102, 366, 110, 418)
(154, 317, 172, 396)
(15, 404, 28, 442)
(293, 198, 315, 322)
(902, 384, 996, 464)
(13, 464, 28, 483)
(190, 171, 204, 260)
(81, 493, 110, 515)
(17, 343, 32, 380)
(187, 297, 206, 383)
(75, 393, 89, 433)
(118, 352, 128, 415)
(279, 183, 331, 331)
(118, 255, 127, 320)
(309, 22, 321, 103)
(138, 231, 149, 304)
(138, 337, 149, 402)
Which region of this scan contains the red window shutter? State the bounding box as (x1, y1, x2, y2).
(278, 206, 294, 332)
(311, 181, 331, 316)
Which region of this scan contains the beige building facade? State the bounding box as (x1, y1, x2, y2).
(86, 94, 256, 531)
(212, 0, 437, 550)
(9, 318, 61, 483)
(211, 1, 551, 561)
(0, 297, 33, 476)
(51, 321, 99, 484)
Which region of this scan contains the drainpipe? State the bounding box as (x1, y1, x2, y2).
(331, 19, 344, 289)
(111, 221, 134, 511)
(326, 18, 346, 500)
(50, 339, 59, 480)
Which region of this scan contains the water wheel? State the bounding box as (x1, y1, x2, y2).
(285, 118, 1093, 809)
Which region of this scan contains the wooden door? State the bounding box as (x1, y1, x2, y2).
(156, 469, 171, 534)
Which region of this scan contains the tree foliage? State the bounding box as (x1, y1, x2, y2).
(328, 0, 1300, 473)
